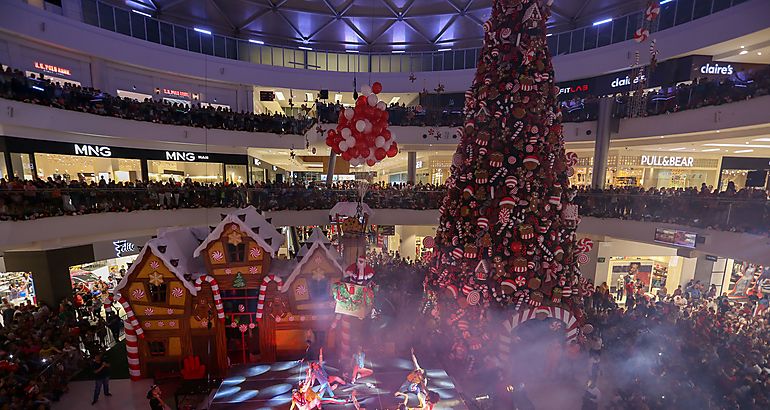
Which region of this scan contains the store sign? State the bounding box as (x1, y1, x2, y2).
(74, 144, 112, 157)
(559, 84, 590, 95)
(611, 74, 646, 88)
(700, 63, 734, 76)
(165, 151, 210, 162)
(640, 155, 694, 167)
(33, 62, 71, 76)
(253, 158, 262, 166)
(162, 88, 191, 99)
(654, 228, 697, 249)
(416, 161, 423, 169)
(113, 240, 137, 258)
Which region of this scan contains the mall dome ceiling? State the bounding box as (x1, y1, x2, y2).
(124, 0, 647, 52)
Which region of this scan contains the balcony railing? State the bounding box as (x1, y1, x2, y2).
(2, 187, 768, 236)
(77, 0, 746, 73)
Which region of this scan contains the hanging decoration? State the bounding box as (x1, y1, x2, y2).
(325, 81, 398, 167)
(332, 282, 375, 319)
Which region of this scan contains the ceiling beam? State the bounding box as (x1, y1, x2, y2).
(157, 0, 187, 12)
(431, 14, 458, 44)
(238, 7, 273, 31)
(306, 17, 338, 42)
(574, 0, 594, 21)
(341, 18, 372, 45)
(208, 0, 237, 31)
(368, 19, 399, 45)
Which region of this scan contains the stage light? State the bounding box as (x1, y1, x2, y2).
(194, 27, 212, 35)
(593, 18, 612, 26)
(249, 39, 264, 45)
(213, 386, 241, 399)
(221, 376, 246, 386)
(299, 46, 313, 51)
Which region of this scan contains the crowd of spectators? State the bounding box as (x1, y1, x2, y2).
(3, 175, 770, 235)
(0, 65, 314, 135)
(316, 101, 463, 127)
(587, 277, 770, 409)
(0, 177, 446, 220)
(575, 183, 770, 235)
(0, 287, 117, 409)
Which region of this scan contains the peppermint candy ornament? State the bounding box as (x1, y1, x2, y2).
(171, 287, 184, 298)
(576, 238, 594, 253)
(149, 260, 160, 270)
(211, 250, 224, 261)
(249, 247, 261, 259)
(131, 288, 145, 300)
(467, 291, 481, 306)
(577, 253, 590, 265)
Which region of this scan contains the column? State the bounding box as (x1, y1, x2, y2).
(407, 151, 417, 185)
(591, 97, 614, 189)
(326, 152, 336, 186)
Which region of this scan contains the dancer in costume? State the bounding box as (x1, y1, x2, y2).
(351, 345, 374, 383)
(290, 378, 321, 410)
(307, 348, 348, 398)
(394, 348, 428, 408)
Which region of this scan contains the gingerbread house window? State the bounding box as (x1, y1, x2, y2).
(226, 243, 246, 263)
(148, 341, 166, 356)
(149, 283, 167, 303)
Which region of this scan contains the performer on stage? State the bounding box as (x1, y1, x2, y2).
(290, 378, 321, 410)
(351, 345, 374, 383)
(394, 348, 428, 408)
(307, 348, 347, 398)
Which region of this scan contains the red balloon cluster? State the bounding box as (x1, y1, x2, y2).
(325, 82, 398, 167)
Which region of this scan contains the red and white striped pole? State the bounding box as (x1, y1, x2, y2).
(124, 320, 142, 381)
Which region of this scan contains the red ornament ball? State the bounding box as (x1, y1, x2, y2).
(372, 82, 383, 94)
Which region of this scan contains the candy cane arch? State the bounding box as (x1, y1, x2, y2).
(124, 319, 141, 380)
(256, 274, 284, 320)
(116, 293, 143, 338)
(194, 275, 225, 320)
(498, 306, 579, 361)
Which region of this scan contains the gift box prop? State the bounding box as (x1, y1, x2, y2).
(332, 258, 377, 361)
(330, 201, 373, 266)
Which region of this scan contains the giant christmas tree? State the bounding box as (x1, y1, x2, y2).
(426, 0, 589, 364)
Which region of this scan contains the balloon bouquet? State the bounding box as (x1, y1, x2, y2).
(325, 82, 399, 167)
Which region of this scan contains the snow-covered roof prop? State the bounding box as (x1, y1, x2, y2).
(329, 202, 374, 219)
(193, 206, 284, 257)
(115, 226, 209, 295)
(281, 227, 344, 293)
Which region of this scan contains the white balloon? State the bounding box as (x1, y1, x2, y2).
(355, 120, 366, 132)
(345, 136, 355, 146)
(375, 136, 386, 148)
(341, 127, 351, 139)
(367, 93, 378, 107)
(376, 101, 387, 111)
(344, 108, 354, 120)
(385, 139, 393, 150)
(369, 148, 376, 160)
(360, 85, 372, 96)
(364, 120, 373, 134)
(338, 140, 348, 151)
(350, 157, 362, 166)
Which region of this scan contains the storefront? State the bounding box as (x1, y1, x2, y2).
(606, 256, 684, 296)
(717, 156, 770, 191)
(68, 236, 151, 293)
(1, 137, 248, 183)
(569, 151, 720, 189)
(0, 271, 36, 307)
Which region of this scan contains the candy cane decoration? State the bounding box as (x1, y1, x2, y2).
(117, 294, 143, 338)
(194, 275, 225, 320)
(124, 320, 142, 381)
(256, 274, 284, 320)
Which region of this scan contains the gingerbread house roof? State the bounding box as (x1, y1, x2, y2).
(280, 228, 344, 293)
(114, 227, 208, 296)
(193, 206, 284, 257)
(329, 202, 374, 219)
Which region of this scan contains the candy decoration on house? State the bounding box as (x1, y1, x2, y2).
(256, 274, 284, 320)
(232, 272, 247, 288)
(124, 320, 141, 381)
(325, 82, 398, 167)
(193, 275, 225, 320)
(425, 0, 588, 367)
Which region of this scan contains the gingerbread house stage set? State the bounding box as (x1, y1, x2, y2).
(114, 207, 350, 380)
(112, 226, 227, 380)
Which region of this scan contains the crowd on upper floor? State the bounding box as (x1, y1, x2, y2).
(0, 286, 117, 409)
(316, 101, 464, 127)
(0, 65, 314, 135)
(1, 176, 769, 235)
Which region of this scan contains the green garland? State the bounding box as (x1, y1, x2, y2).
(332, 282, 374, 311)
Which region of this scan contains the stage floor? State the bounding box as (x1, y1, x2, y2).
(209, 356, 469, 409)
